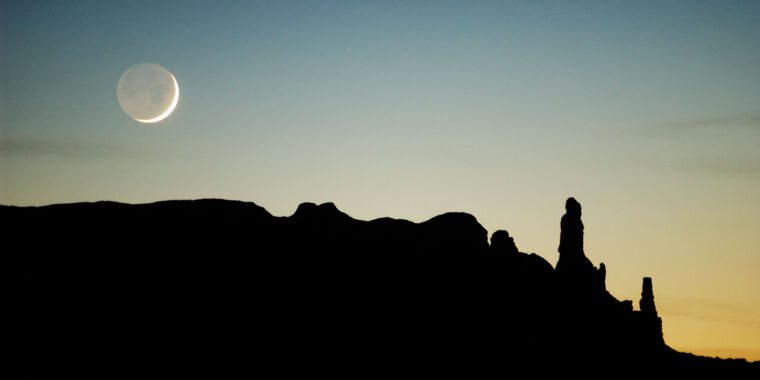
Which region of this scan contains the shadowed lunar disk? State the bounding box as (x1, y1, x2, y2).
(117, 63, 179, 124)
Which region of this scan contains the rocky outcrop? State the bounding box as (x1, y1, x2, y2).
(554, 198, 610, 300)
(640, 277, 658, 315)
(420, 212, 489, 256)
(489, 230, 553, 274)
(636, 277, 665, 348)
(556, 197, 595, 274)
(489, 230, 519, 255)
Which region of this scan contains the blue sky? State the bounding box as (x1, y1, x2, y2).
(2, 0, 760, 359)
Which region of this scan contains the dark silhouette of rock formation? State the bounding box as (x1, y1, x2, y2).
(641, 277, 658, 315)
(554, 198, 613, 311)
(490, 230, 519, 255)
(4, 197, 758, 375)
(557, 197, 594, 274)
(636, 277, 665, 349)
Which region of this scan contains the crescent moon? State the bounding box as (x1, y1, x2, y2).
(134, 73, 180, 124)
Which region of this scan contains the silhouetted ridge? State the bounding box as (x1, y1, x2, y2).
(5, 197, 758, 374)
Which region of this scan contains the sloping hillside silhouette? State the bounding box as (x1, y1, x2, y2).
(5, 198, 759, 375)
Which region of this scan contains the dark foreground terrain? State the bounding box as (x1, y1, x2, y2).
(5, 198, 759, 375)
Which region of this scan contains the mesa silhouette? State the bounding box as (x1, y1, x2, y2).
(6, 198, 758, 374)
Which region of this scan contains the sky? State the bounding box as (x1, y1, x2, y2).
(2, 0, 759, 360)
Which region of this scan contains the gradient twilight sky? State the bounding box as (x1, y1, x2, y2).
(2, 0, 759, 360)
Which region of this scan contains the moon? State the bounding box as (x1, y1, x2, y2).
(117, 63, 179, 124)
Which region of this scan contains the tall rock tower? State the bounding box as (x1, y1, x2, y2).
(640, 277, 658, 315)
(556, 197, 596, 274)
(554, 197, 611, 300)
(636, 277, 664, 347)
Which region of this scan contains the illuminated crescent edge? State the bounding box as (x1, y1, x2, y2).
(135, 73, 180, 124)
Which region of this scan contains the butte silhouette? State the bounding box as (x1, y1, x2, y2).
(5, 197, 758, 374)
